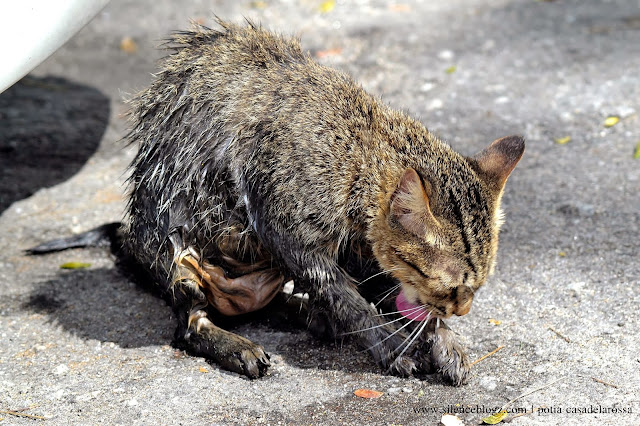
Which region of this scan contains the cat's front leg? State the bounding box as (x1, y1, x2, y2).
(358, 271, 470, 384)
(170, 256, 271, 378)
(295, 260, 421, 377)
(245, 210, 420, 375)
(414, 320, 471, 386)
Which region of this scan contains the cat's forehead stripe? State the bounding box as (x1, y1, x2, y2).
(448, 187, 472, 254)
(443, 168, 493, 282)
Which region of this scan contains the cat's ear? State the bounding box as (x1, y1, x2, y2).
(472, 135, 525, 190)
(390, 168, 438, 236)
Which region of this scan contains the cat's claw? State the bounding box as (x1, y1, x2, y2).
(387, 355, 418, 377)
(221, 344, 271, 379)
(198, 336, 271, 379)
(181, 310, 271, 379)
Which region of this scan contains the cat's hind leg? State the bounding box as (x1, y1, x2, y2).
(180, 306, 271, 378)
(176, 248, 284, 316)
(170, 250, 282, 378)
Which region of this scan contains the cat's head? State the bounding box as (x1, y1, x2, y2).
(373, 135, 525, 319)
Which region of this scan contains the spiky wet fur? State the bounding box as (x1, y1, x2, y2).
(120, 19, 523, 383)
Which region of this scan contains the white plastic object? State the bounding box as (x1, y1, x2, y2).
(0, 0, 111, 93)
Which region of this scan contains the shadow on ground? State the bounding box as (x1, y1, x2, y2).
(20, 259, 442, 379)
(0, 75, 109, 214)
(21, 264, 174, 348)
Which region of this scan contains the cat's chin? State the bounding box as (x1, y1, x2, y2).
(395, 289, 434, 321)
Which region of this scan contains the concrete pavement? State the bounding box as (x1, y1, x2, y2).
(1, 0, 638, 424)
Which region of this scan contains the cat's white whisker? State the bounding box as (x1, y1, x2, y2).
(392, 320, 421, 354)
(339, 315, 408, 336)
(375, 303, 429, 317)
(374, 282, 402, 308)
(362, 316, 416, 354)
(356, 267, 401, 287)
(392, 315, 429, 362)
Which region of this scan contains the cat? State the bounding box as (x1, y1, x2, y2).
(29, 19, 524, 385)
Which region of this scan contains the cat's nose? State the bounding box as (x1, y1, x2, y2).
(453, 291, 473, 316)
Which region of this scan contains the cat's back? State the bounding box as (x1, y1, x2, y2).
(130, 20, 383, 171)
(126, 20, 429, 256)
(144, 19, 377, 144)
(160, 21, 396, 247)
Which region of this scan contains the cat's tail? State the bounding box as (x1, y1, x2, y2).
(26, 222, 123, 255)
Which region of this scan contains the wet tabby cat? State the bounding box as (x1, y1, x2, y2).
(31, 19, 524, 385)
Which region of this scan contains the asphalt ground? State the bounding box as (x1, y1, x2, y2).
(0, 0, 638, 424)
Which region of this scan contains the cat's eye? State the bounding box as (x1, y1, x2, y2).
(397, 254, 431, 280)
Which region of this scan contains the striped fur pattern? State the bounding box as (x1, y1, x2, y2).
(123, 19, 524, 383)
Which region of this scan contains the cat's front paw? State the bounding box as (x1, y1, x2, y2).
(418, 326, 470, 386)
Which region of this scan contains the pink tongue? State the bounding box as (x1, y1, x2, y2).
(396, 289, 430, 321)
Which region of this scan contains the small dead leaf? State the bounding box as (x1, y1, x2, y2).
(445, 65, 457, 74)
(250, 0, 267, 9)
(354, 388, 383, 399)
(199, 366, 208, 373)
(603, 116, 619, 127)
(60, 262, 91, 269)
(482, 410, 508, 424)
(315, 47, 343, 58)
(441, 413, 464, 426)
(555, 136, 571, 145)
(319, 0, 335, 13)
(120, 37, 138, 54)
(390, 4, 411, 12)
(634, 142, 640, 159)
(489, 318, 502, 326)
